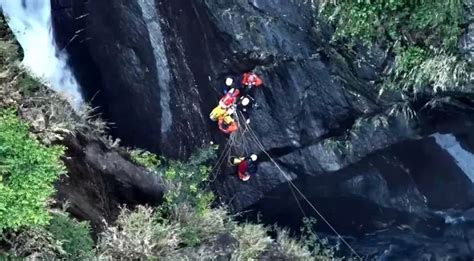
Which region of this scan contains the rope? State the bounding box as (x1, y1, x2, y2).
(288, 181, 307, 218)
(236, 111, 252, 156)
(209, 138, 233, 182)
(244, 121, 362, 259)
(226, 110, 253, 158)
(208, 103, 361, 258)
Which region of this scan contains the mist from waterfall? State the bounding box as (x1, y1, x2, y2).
(1, 0, 83, 109)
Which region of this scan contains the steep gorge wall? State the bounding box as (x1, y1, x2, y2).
(52, 0, 382, 155)
(51, 0, 474, 258)
(52, 0, 410, 206)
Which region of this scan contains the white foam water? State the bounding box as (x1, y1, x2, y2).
(1, 0, 83, 109)
(433, 133, 474, 182)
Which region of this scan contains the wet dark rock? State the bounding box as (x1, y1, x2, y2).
(353, 225, 474, 260)
(461, 23, 474, 63)
(56, 133, 166, 233)
(245, 136, 474, 258)
(465, 0, 474, 21)
(247, 136, 474, 225)
(52, 0, 227, 158)
(461, 0, 474, 63)
(51, 0, 474, 259)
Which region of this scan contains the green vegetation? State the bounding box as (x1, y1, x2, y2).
(301, 217, 339, 258)
(5, 226, 65, 258)
(322, 0, 462, 49)
(396, 46, 429, 74)
(152, 146, 222, 248)
(97, 147, 339, 260)
(97, 204, 339, 260)
(0, 14, 339, 261)
(97, 150, 230, 258)
(231, 222, 273, 259)
(129, 148, 162, 170)
(0, 109, 65, 230)
(0, 19, 95, 260)
(162, 146, 217, 213)
(17, 72, 42, 95)
(98, 206, 181, 259)
(4, 211, 94, 259)
(320, 0, 468, 93)
(46, 212, 94, 259)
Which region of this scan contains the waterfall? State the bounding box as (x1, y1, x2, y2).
(433, 133, 474, 182)
(1, 0, 83, 109)
(137, 0, 172, 135)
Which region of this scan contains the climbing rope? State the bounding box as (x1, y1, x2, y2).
(227, 110, 253, 158)
(208, 89, 361, 258)
(209, 111, 253, 181)
(209, 138, 233, 182)
(234, 111, 308, 219)
(288, 180, 308, 218)
(242, 120, 362, 259)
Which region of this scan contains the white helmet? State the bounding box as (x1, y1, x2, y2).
(250, 154, 258, 161)
(225, 77, 234, 86)
(226, 106, 236, 115)
(241, 97, 250, 106)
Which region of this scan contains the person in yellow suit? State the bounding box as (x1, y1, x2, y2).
(209, 104, 238, 134)
(210, 104, 227, 122)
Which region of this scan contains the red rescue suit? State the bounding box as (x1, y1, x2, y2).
(242, 72, 263, 88)
(219, 88, 240, 108)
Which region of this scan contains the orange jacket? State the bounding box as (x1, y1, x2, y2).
(218, 117, 238, 134)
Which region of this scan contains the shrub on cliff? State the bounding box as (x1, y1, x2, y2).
(0, 109, 65, 231)
(231, 222, 273, 259)
(96, 146, 340, 260)
(97, 206, 181, 259)
(3, 211, 94, 259)
(46, 211, 94, 259)
(129, 148, 162, 170)
(320, 0, 468, 93)
(321, 0, 462, 49)
(161, 145, 218, 214)
(97, 204, 340, 260)
(4, 226, 64, 258)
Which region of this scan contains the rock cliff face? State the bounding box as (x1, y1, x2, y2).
(51, 0, 474, 258)
(57, 133, 166, 233)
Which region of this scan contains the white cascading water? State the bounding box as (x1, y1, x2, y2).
(433, 133, 474, 182)
(137, 0, 172, 135)
(1, 0, 83, 109)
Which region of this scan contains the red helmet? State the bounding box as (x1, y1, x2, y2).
(242, 72, 263, 87)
